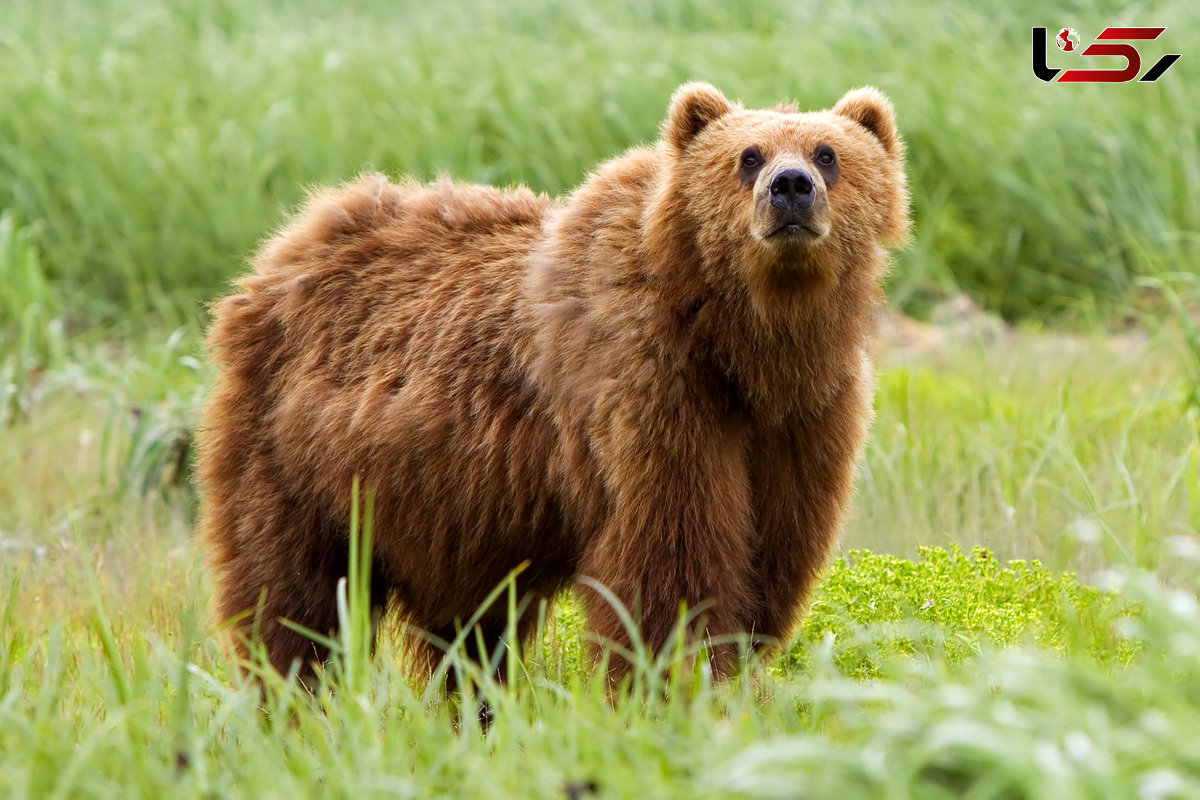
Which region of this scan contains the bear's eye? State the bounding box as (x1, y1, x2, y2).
(813, 144, 839, 186)
(738, 147, 764, 188)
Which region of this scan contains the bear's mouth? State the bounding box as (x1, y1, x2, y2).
(766, 221, 827, 241)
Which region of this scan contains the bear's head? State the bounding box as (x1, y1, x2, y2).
(659, 82, 908, 295)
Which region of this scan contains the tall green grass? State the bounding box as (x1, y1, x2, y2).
(1144, 274, 1200, 416)
(0, 0, 1196, 324)
(852, 332, 1199, 577)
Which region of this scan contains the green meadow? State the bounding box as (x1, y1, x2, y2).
(1, 0, 1198, 796)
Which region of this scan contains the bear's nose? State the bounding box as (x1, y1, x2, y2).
(768, 168, 816, 210)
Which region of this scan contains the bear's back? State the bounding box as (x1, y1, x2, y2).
(209, 174, 552, 385)
(200, 175, 575, 625)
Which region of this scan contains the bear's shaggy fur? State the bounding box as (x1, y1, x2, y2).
(197, 83, 909, 682)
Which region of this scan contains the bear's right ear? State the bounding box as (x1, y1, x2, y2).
(663, 82, 732, 151)
(832, 87, 900, 154)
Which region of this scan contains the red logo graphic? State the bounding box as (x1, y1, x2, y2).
(1056, 28, 1080, 52)
(1033, 26, 1181, 83)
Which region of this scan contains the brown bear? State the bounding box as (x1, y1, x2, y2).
(197, 82, 909, 685)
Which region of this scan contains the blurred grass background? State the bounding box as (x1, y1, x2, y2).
(0, 0, 1197, 328)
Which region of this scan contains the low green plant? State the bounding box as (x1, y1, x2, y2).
(784, 546, 1137, 678)
(102, 327, 204, 495)
(0, 211, 65, 424)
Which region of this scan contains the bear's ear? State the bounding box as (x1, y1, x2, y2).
(663, 82, 733, 151)
(832, 87, 899, 154)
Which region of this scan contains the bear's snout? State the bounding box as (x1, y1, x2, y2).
(754, 162, 829, 246)
(768, 168, 815, 211)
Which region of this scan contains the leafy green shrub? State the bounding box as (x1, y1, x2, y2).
(782, 546, 1137, 677)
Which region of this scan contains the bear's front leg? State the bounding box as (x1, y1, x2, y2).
(744, 374, 872, 649)
(578, 388, 756, 682)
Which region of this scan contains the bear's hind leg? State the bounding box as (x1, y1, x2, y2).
(210, 506, 384, 688)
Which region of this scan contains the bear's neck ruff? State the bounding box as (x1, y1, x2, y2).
(641, 182, 882, 424)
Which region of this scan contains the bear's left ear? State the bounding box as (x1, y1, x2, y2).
(833, 87, 899, 154)
(663, 82, 733, 152)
